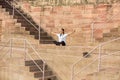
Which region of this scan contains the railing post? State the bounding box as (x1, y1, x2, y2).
(42, 62, 45, 80)
(12, 0, 14, 16)
(71, 65, 74, 80)
(10, 39, 12, 58)
(57, 0, 59, 5)
(24, 39, 27, 60)
(98, 45, 102, 72)
(91, 22, 94, 42)
(42, 0, 44, 5)
(39, 25, 41, 44)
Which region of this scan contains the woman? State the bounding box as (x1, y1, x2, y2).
(51, 28, 75, 46)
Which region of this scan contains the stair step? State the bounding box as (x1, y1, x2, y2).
(21, 22, 33, 26)
(96, 38, 104, 42)
(110, 28, 118, 32)
(13, 15, 24, 18)
(34, 70, 52, 78)
(29, 65, 48, 72)
(5, 8, 13, 12)
(1, 5, 11, 8)
(103, 33, 112, 37)
(30, 31, 48, 36)
(39, 75, 56, 80)
(17, 19, 27, 22)
(25, 27, 39, 31)
(40, 40, 55, 44)
(35, 35, 53, 40)
(25, 60, 43, 66)
(103, 32, 120, 37)
(17, 18, 36, 24)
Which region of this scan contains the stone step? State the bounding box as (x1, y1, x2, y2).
(103, 32, 120, 37)
(35, 35, 53, 40)
(17, 18, 27, 22)
(13, 13, 33, 22)
(96, 37, 120, 44)
(25, 60, 43, 66)
(40, 40, 54, 44)
(97, 26, 120, 42)
(20, 22, 39, 29)
(17, 19, 39, 28)
(8, 15, 14, 19)
(25, 27, 38, 32)
(38, 45, 96, 50)
(39, 75, 56, 80)
(103, 36, 120, 42)
(34, 70, 52, 78)
(37, 46, 120, 57)
(3, 11, 9, 15)
(1, 5, 11, 9)
(110, 28, 119, 32)
(29, 29, 44, 33)
(15, 23, 21, 27)
(21, 22, 33, 26)
(29, 65, 48, 72)
(30, 31, 48, 36)
(5, 8, 14, 13)
(13, 15, 24, 19)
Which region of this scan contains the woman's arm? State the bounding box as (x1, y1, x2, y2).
(67, 30, 75, 36)
(51, 32, 57, 35)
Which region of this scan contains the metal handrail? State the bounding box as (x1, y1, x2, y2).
(25, 38, 44, 80)
(74, 37, 120, 65)
(11, 38, 46, 80)
(25, 48, 43, 72)
(11, 38, 45, 63)
(5, 0, 39, 31)
(9, 38, 45, 80)
(74, 51, 120, 76)
(72, 46, 99, 66)
(71, 37, 120, 80)
(1, 38, 45, 80)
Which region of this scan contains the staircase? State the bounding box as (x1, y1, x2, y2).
(97, 26, 120, 42)
(0, 0, 55, 44)
(25, 60, 56, 80)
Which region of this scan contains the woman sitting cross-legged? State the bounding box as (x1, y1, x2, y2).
(51, 28, 75, 46)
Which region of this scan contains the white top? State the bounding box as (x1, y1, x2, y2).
(56, 34, 68, 42)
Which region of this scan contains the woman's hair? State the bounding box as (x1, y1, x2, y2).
(61, 28, 64, 34)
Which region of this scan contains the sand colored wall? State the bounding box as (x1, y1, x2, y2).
(18, 3, 120, 45)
